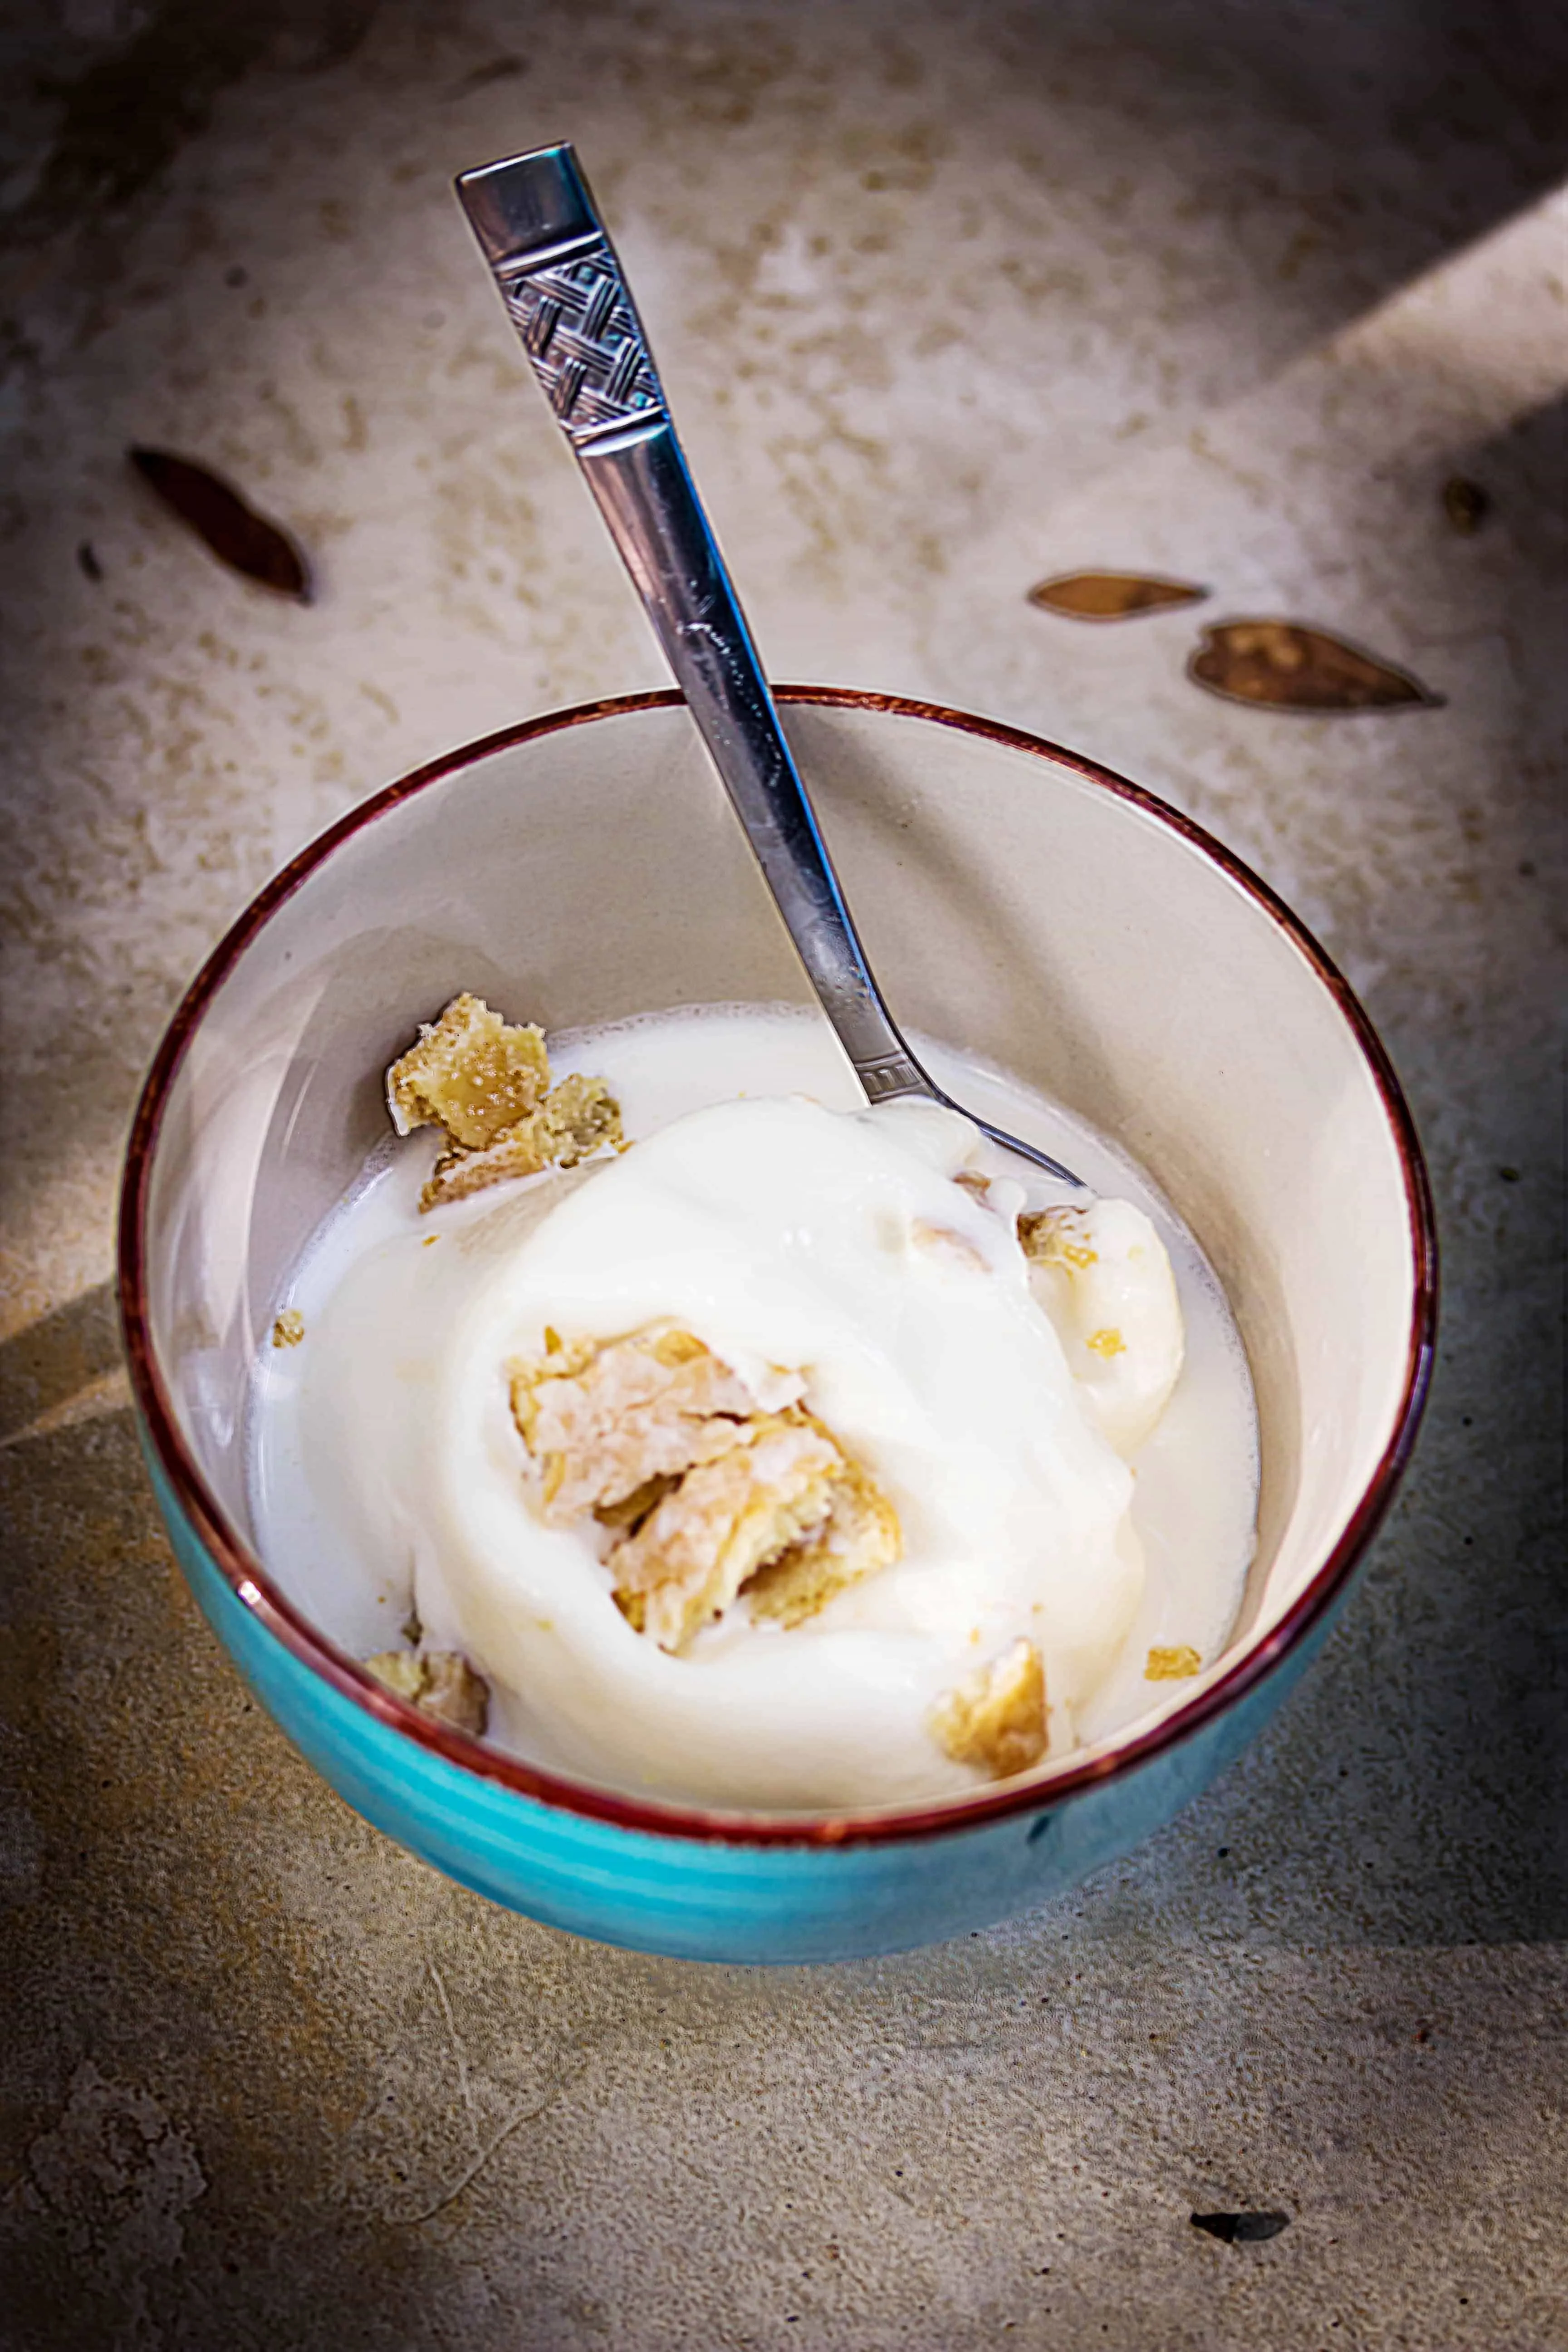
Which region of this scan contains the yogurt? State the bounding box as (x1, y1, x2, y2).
(249, 1005, 1259, 1810)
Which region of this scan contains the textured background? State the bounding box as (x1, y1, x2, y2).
(1, 3, 1564, 2345)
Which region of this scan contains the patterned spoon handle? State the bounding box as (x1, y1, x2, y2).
(456, 143, 1079, 1180)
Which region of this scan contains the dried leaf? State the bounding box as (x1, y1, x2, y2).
(1029, 571, 1208, 622)
(1191, 2212, 1291, 2245)
(1188, 620, 1439, 712)
(127, 446, 311, 600)
(1442, 475, 1490, 534)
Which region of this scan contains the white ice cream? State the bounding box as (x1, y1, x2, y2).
(250, 1007, 1257, 1810)
(1024, 1197, 1186, 1458)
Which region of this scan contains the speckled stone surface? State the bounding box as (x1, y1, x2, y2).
(1, 5, 1564, 2346)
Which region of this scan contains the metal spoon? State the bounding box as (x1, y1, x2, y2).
(456, 142, 1081, 1187)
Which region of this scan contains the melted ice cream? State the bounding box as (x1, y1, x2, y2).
(249, 1006, 1258, 1810)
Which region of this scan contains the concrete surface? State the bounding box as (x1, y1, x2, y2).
(1, 3, 1564, 2345)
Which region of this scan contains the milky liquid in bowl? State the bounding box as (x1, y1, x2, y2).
(247, 1003, 1259, 1808)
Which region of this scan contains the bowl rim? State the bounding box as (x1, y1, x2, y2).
(118, 685, 1437, 1850)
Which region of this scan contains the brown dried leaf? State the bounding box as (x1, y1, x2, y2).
(1188, 620, 1440, 712)
(127, 446, 312, 600)
(1029, 571, 1208, 622)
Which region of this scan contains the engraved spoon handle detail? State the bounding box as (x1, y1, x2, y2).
(456, 144, 1079, 1181)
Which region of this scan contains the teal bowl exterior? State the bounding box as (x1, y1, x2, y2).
(143, 1426, 1334, 1965)
(119, 693, 1436, 1966)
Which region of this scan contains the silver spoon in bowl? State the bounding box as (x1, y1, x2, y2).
(456, 143, 1082, 1188)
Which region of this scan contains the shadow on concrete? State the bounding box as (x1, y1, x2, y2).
(0, 1278, 119, 1444)
(2, 0, 1568, 367)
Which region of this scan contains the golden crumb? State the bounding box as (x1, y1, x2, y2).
(593, 1472, 680, 1531)
(420, 1074, 622, 1210)
(364, 1647, 490, 1734)
(509, 1325, 902, 1652)
(931, 1639, 1048, 1779)
(1085, 1326, 1127, 1359)
(510, 1327, 764, 1520)
(271, 1308, 305, 1348)
(610, 1411, 842, 1653)
(387, 992, 549, 1149)
(383, 992, 623, 1210)
(1018, 1206, 1098, 1270)
(1145, 1645, 1203, 1681)
(746, 1454, 902, 1629)
(419, 1651, 490, 1733)
(540, 1070, 624, 1157)
(364, 1648, 424, 1701)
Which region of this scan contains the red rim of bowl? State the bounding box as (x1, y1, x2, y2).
(118, 686, 1438, 1849)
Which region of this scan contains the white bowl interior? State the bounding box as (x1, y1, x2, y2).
(141, 698, 1421, 1772)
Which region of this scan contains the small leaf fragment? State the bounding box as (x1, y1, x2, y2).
(1029, 571, 1208, 622)
(1191, 2211, 1290, 2244)
(127, 446, 312, 600)
(1188, 620, 1439, 712)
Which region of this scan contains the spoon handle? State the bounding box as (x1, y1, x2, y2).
(455, 143, 931, 1107)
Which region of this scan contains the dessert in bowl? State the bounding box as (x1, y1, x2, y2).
(256, 998, 1255, 1811)
(119, 689, 1435, 1962)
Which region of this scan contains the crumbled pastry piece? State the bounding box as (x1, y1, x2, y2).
(611, 1411, 843, 1653)
(509, 1324, 903, 1651)
(422, 1074, 622, 1210)
(1086, 1326, 1126, 1359)
(954, 1170, 991, 1203)
(541, 1069, 625, 1154)
(385, 992, 623, 1211)
(1018, 1205, 1098, 1270)
(364, 1647, 490, 1735)
(419, 1651, 490, 1732)
(931, 1639, 1048, 1779)
(593, 1473, 680, 1531)
(1145, 1644, 1203, 1681)
(271, 1308, 305, 1348)
(365, 1648, 425, 1703)
(387, 992, 549, 1148)
(510, 1327, 769, 1521)
(745, 1455, 902, 1629)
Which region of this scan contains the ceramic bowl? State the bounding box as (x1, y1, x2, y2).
(119, 689, 1435, 1962)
